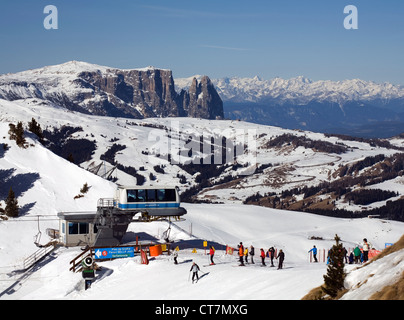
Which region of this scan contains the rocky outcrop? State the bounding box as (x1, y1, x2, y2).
(179, 76, 224, 119)
(0, 61, 223, 120)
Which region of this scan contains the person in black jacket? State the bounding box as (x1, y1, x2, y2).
(277, 249, 285, 269)
(190, 262, 200, 283)
(268, 247, 275, 267)
(249, 245, 255, 264)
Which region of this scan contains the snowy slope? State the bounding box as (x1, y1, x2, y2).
(0, 98, 404, 300)
(0, 120, 117, 267)
(1, 97, 403, 207)
(0, 202, 403, 300)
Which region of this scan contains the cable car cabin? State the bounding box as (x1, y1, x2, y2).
(114, 186, 187, 217)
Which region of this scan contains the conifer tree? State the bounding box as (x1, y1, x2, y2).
(322, 234, 346, 298)
(80, 183, 89, 194)
(8, 122, 26, 148)
(5, 187, 19, 218)
(28, 118, 44, 141)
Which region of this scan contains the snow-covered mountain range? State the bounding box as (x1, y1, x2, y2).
(176, 75, 404, 137)
(0, 61, 224, 120)
(2, 61, 403, 137)
(181, 75, 404, 104)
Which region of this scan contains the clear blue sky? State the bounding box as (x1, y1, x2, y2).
(0, 0, 403, 84)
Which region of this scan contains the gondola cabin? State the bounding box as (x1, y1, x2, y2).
(114, 186, 186, 217)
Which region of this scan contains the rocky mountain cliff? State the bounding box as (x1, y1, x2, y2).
(0, 61, 224, 120)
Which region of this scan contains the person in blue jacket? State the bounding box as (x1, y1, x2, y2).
(308, 245, 318, 262)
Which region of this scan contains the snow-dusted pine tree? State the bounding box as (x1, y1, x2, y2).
(322, 234, 346, 298)
(5, 187, 19, 218)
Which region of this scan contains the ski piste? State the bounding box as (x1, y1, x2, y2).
(202, 262, 231, 267)
(191, 271, 210, 283)
(233, 263, 274, 267)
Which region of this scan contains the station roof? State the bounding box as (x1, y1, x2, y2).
(57, 211, 97, 222)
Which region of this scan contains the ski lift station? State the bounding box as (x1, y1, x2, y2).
(57, 186, 187, 247)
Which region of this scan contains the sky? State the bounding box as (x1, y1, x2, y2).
(0, 0, 403, 84)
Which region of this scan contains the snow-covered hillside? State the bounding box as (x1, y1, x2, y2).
(1, 201, 403, 300)
(1, 97, 403, 208)
(1, 97, 403, 300)
(0, 120, 117, 266)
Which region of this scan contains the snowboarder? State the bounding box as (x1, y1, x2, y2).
(244, 246, 249, 264)
(190, 262, 200, 283)
(268, 247, 275, 267)
(249, 245, 255, 264)
(238, 242, 245, 266)
(209, 246, 215, 265)
(308, 245, 318, 262)
(260, 248, 266, 266)
(277, 249, 285, 269)
(173, 250, 178, 264)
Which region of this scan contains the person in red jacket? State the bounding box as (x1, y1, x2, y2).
(260, 248, 266, 266)
(209, 246, 215, 265)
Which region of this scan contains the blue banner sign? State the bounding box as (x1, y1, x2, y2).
(94, 247, 135, 259)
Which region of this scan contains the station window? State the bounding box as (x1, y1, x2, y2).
(68, 222, 89, 235)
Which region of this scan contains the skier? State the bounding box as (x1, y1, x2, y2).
(268, 247, 275, 267)
(308, 245, 318, 262)
(209, 246, 215, 265)
(362, 238, 370, 263)
(260, 248, 266, 266)
(238, 242, 245, 266)
(343, 246, 348, 263)
(190, 262, 200, 283)
(249, 245, 255, 264)
(173, 250, 178, 264)
(348, 252, 354, 264)
(277, 249, 285, 269)
(353, 246, 361, 264)
(244, 246, 249, 264)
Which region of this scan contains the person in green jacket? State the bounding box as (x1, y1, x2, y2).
(353, 246, 361, 264)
